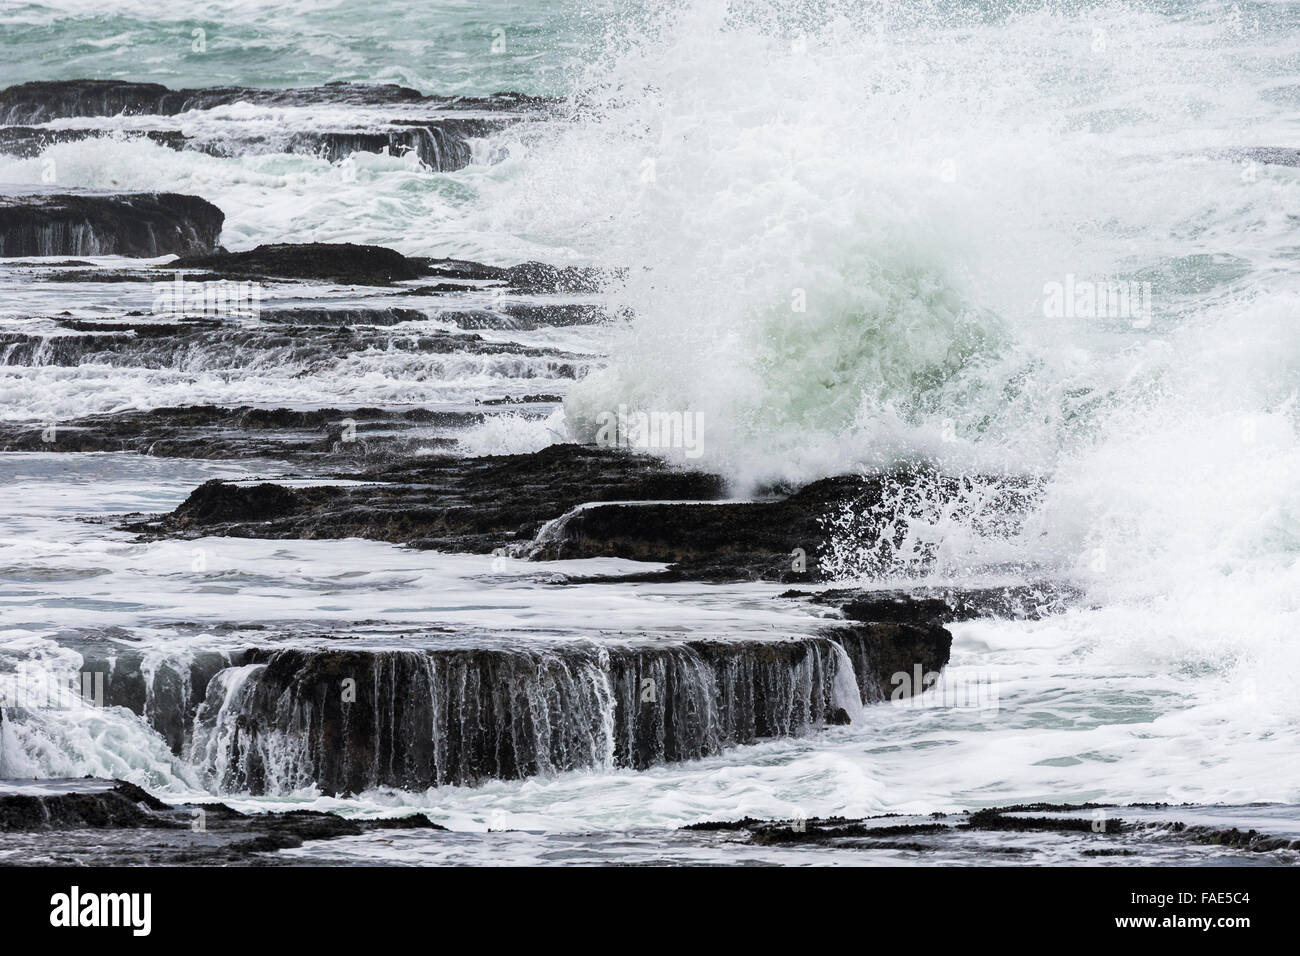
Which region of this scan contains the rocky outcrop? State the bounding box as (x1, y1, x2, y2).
(43, 621, 949, 796)
(131, 444, 729, 552)
(0, 402, 501, 461)
(0, 190, 224, 257)
(785, 583, 1085, 625)
(421, 257, 607, 294)
(0, 320, 586, 372)
(527, 471, 1040, 582)
(526, 476, 866, 579)
(197, 122, 500, 172)
(0, 778, 441, 864)
(157, 242, 611, 291)
(685, 804, 1300, 858)
(168, 242, 423, 285)
(0, 125, 185, 157)
(0, 122, 501, 173)
(131, 446, 1044, 582)
(0, 79, 553, 124)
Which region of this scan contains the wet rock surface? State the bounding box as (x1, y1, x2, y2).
(0, 125, 186, 157)
(0, 403, 487, 461)
(784, 583, 1086, 625)
(0, 778, 441, 865)
(4, 780, 1294, 866)
(36, 620, 949, 797)
(0, 81, 548, 175)
(169, 242, 426, 285)
(191, 626, 946, 794)
(681, 804, 1300, 861)
(156, 242, 609, 292)
(134, 448, 1043, 584)
(0, 320, 583, 369)
(0, 119, 501, 173)
(130, 444, 730, 552)
(0, 189, 224, 257)
(0, 79, 552, 123)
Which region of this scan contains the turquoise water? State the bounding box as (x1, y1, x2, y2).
(0, 0, 606, 95)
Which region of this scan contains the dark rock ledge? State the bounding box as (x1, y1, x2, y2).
(166, 242, 606, 292)
(685, 805, 1300, 858)
(170, 242, 424, 284)
(4, 780, 1293, 865)
(0, 778, 440, 865)
(782, 583, 1086, 626)
(59, 625, 949, 795)
(0, 122, 509, 174)
(0, 189, 224, 257)
(126, 444, 730, 556)
(0, 126, 185, 158)
(0, 403, 494, 463)
(0, 79, 554, 124)
(129, 444, 1043, 586)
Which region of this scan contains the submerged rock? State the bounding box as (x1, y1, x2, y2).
(0, 189, 224, 257)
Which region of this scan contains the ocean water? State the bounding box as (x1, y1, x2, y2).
(1, 0, 1300, 858)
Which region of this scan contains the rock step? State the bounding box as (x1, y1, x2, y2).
(0, 402, 532, 461)
(137, 447, 1039, 582)
(785, 584, 1085, 625)
(0, 79, 553, 124)
(0, 777, 440, 864)
(159, 243, 605, 292)
(0, 189, 223, 257)
(0, 121, 503, 173)
(683, 806, 1300, 858)
(63, 623, 950, 795)
(0, 322, 589, 370)
(130, 444, 729, 553)
(0, 126, 185, 157)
